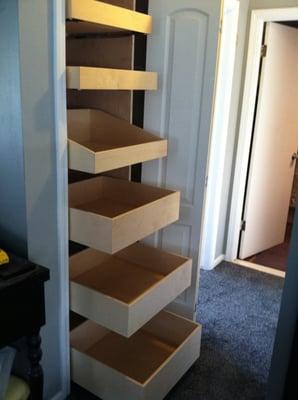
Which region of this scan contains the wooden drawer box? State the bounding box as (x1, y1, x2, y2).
(66, 0, 152, 35)
(68, 109, 167, 174)
(69, 176, 180, 254)
(69, 243, 192, 337)
(67, 66, 158, 91)
(71, 310, 202, 400)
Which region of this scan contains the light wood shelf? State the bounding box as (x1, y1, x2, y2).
(71, 310, 202, 400)
(69, 176, 180, 254)
(69, 243, 192, 337)
(68, 109, 167, 174)
(67, 66, 157, 90)
(66, 4, 200, 399)
(66, 0, 152, 35)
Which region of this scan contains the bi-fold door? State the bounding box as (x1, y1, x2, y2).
(143, 0, 222, 317)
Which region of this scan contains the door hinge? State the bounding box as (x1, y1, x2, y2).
(261, 44, 267, 58)
(241, 220, 246, 232)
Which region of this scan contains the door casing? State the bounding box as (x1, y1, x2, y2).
(226, 7, 298, 263)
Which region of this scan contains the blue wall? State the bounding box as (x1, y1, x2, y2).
(0, 0, 28, 256)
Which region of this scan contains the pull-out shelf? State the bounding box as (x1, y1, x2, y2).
(66, 0, 152, 36)
(67, 66, 158, 91)
(71, 310, 202, 400)
(69, 176, 180, 254)
(69, 243, 192, 337)
(68, 109, 167, 174)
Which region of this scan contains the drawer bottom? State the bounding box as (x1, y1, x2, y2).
(71, 310, 202, 400)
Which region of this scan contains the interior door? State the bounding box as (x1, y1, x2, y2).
(142, 0, 222, 319)
(239, 22, 298, 260)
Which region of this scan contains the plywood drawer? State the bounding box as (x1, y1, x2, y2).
(69, 176, 180, 254)
(66, 0, 152, 35)
(67, 66, 158, 91)
(68, 109, 167, 174)
(69, 243, 192, 337)
(71, 310, 202, 400)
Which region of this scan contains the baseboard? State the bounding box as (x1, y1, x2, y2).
(50, 385, 70, 400)
(200, 254, 225, 270)
(50, 391, 64, 400)
(214, 254, 225, 268)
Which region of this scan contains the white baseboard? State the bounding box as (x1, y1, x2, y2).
(50, 385, 71, 400)
(200, 254, 225, 270)
(214, 254, 225, 268)
(50, 391, 64, 400)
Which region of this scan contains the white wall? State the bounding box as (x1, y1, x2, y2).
(215, 0, 298, 259)
(16, 1, 69, 398)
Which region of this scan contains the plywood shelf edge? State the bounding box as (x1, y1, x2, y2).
(69, 243, 192, 337)
(68, 109, 167, 173)
(66, 0, 152, 35)
(67, 66, 158, 91)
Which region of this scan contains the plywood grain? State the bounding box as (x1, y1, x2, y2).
(70, 311, 202, 400)
(67, 66, 158, 91)
(69, 243, 192, 336)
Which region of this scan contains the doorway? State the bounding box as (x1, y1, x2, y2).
(237, 21, 298, 273)
(226, 8, 298, 278)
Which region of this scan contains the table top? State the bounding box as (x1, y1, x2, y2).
(0, 252, 49, 291)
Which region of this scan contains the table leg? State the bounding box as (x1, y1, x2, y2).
(27, 331, 43, 400)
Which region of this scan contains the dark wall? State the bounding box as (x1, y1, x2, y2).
(267, 206, 298, 399)
(277, 20, 298, 29)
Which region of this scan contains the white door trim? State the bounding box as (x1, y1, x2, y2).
(200, 0, 239, 270)
(226, 7, 298, 262)
(52, 0, 70, 397)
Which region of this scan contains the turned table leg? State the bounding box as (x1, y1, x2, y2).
(27, 331, 43, 400)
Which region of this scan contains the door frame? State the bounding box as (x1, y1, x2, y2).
(225, 7, 298, 263)
(52, 0, 70, 398)
(200, 0, 239, 270)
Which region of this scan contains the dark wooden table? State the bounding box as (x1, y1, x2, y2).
(0, 254, 49, 400)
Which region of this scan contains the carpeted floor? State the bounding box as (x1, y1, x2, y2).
(69, 262, 284, 400)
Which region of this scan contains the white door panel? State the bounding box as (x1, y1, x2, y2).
(239, 23, 298, 260)
(143, 0, 222, 318)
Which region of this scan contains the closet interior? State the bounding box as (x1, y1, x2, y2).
(65, 1, 202, 398)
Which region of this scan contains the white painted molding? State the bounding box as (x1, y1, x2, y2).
(50, 391, 65, 400)
(201, 254, 225, 271)
(225, 10, 263, 261)
(226, 7, 298, 262)
(214, 254, 225, 268)
(200, 0, 239, 270)
(253, 7, 298, 21)
(52, 0, 70, 397)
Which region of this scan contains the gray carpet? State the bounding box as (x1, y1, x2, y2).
(70, 262, 284, 400)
